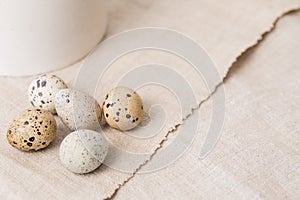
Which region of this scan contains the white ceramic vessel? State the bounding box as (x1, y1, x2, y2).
(0, 0, 107, 76)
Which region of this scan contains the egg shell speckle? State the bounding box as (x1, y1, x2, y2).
(28, 74, 68, 114)
(7, 109, 56, 151)
(102, 86, 144, 131)
(55, 89, 102, 131)
(59, 129, 108, 174)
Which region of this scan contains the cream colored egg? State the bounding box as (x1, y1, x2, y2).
(55, 89, 102, 131)
(7, 109, 56, 151)
(59, 129, 108, 174)
(102, 86, 144, 131)
(28, 74, 68, 114)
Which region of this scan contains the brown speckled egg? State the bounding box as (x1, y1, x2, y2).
(7, 109, 56, 151)
(55, 89, 102, 131)
(102, 86, 144, 131)
(28, 74, 68, 114)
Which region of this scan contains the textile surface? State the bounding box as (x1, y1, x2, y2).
(0, 0, 299, 199)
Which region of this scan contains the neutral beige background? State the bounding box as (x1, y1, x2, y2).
(0, 0, 299, 199)
(115, 9, 300, 200)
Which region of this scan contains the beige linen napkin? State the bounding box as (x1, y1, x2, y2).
(113, 10, 300, 200)
(0, 0, 299, 199)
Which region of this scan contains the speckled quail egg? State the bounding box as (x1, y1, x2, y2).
(7, 109, 56, 151)
(59, 129, 108, 174)
(102, 86, 144, 131)
(28, 74, 68, 114)
(55, 89, 102, 131)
